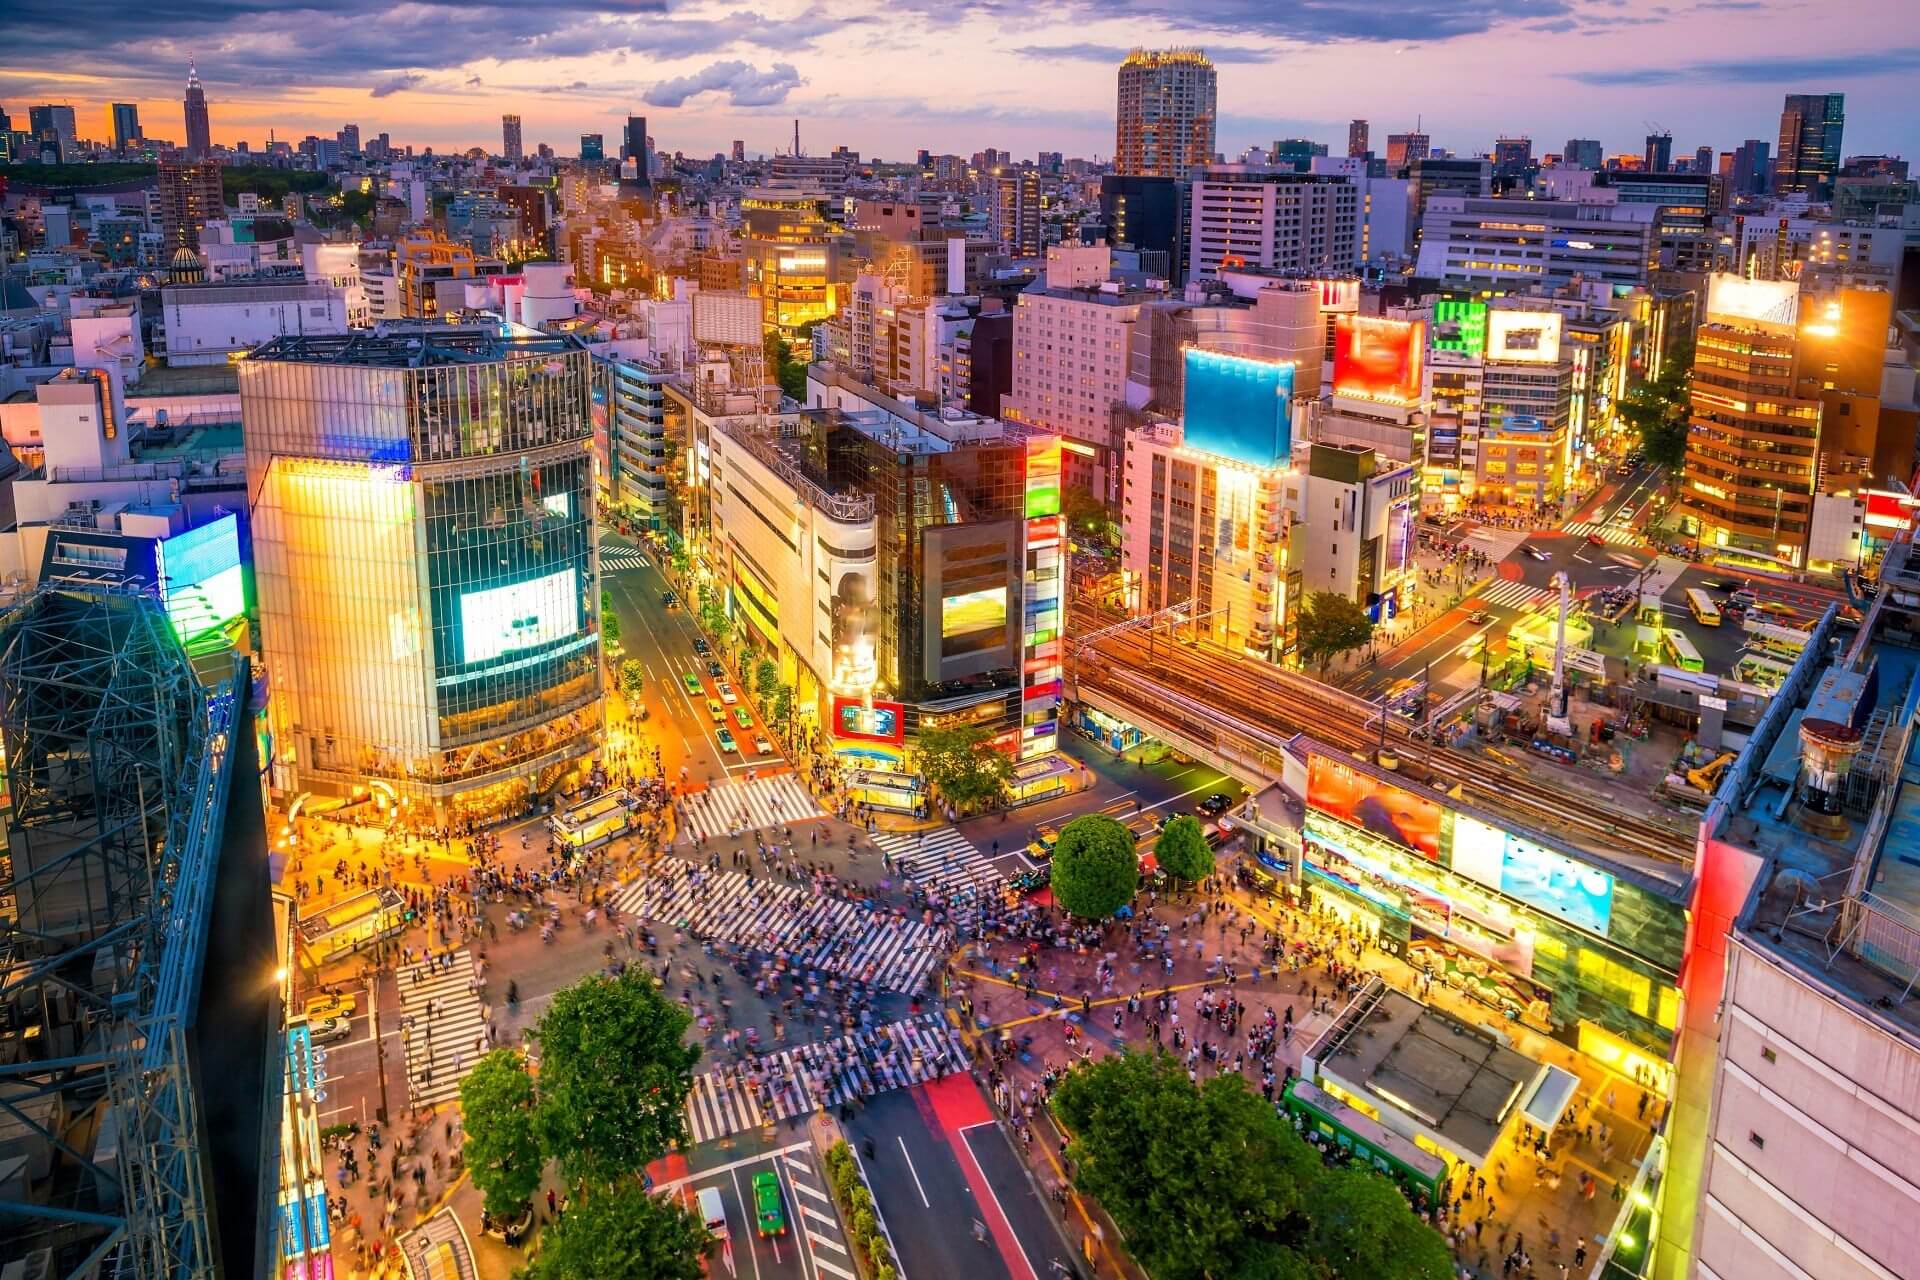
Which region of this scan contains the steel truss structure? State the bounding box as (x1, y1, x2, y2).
(0, 585, 244, 1280)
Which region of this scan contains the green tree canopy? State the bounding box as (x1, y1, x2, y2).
(619, 658, 645, 701)
(601, 590, 622, 645)
(1618, 331, 1693, 473)
(1051, 1053, 1450, 1280)
(1062, 484, 1118, 553)
(1296, 591, 1375, 676)
(533, 973, 701, 1186)
(914, 723, 1013, 811)
(754, 656, 779, 698)
(1050, 815, 1140, 918)
(1154, 814, 1214, 886)
(460, 1050, 545, 1221)
(519, 1177, 711, 1280)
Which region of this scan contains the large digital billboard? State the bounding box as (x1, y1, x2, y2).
(1182, 348, 1294, 469)
(832, 695, 906, 746)
(460, 567, 579, 664)
(1306, 755, 1443, 860)
(1452, 815, 1614, 935)
(1705, 274, 1799, 329)
(1432, 300, 1489, 356)
(1333, 315, 1425, 406)
(156, 513, 245, 642)
(1487, 310, 1563, 364)
(941, 586, 1008, 656)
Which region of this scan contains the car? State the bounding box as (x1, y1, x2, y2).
(733, 706, 753, 729)
(1585, 533, 1606, 547)
(716, 728, 738, 753)
(304, 991, 355, 1023)
(682, 672, 703, 696)
(706, 698, 726, 723)
(717, 681, 738, 705)
(706, 659, 725, 678)
(1523, 544, 1551, 562)
(1465, 608, 1490, 625)
(661, 590, 679, 608)
(697, 1186, 728, 1245)
(306, 1015, 353, 1045)
(754, 735, 773, 755)
(692, 637, 710, 655)
(752, 1171, 786, 1237)
(1197, 793, 1232, 817)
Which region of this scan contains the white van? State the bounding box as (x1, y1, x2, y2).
(698, 1185, 728, 1241)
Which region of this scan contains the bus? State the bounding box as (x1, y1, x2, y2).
(1662, 630, 1705, 672)
(549, 789, 634, 853)
(1281, 1077, 1447, 1204)
(1684, 588, 1721, 627)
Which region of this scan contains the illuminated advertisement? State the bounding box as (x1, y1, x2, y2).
(1863, 490, 1920, 532)
(459, 567, 579, 663)
(1452, 815, 1614, 935)
(1486, 310, 1563, 364)
(1305, 755, 1442, 860)
(1705, 273, 1800, 329)
(941, 586, 1009, 656)
(1333, 315, 1425, 406)
(1021, 434, 1066, 760)
(1181, 348, 1295, 469)
(1432, 299, 1489, 355)
(832, 695, 907, 746)
(156, 513, 246, 641)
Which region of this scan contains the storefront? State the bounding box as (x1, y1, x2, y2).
(1008, 753, 1076, 806)
(1071, 703, 1149, 754)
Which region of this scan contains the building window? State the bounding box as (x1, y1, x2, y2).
(1759, 1046, 1776, 1064)
(1748, 1132, 1765, 1150)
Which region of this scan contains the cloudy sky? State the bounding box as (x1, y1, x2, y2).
(4, 0, 1914, 163)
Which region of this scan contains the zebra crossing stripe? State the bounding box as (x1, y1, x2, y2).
(871, 827, 1004, 896)
(680, 774, 823, 843)
(395, 951, 488, 1107)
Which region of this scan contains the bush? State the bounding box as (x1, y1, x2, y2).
(850, 1208, 877, 1243)
(874, 1266, 898, 1280)
(868, 1234, 892, 1267)
(849, 1186, 872, 1215)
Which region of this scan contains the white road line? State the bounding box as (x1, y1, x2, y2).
(897, 1135, 930, 1207)
(651, 1144, 813, 1193)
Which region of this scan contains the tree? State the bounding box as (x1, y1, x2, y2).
(619, 658, 645, 701)
(764, 329, 808, 403)
(1049, 815, 1139, 918)
(1296, 591, 1374, 677)
(1302, 1165, 1454, 1280)
(1154, 815, 1213, 887)
(532, 973, 701, 1186)
(754, 656, 779, 698)
(460, 1050, 544, 1222)
(697, 597, 732, 650)
(1617, 332, 1693, 474)
(1062, 484, 1118, 554)
(771, 684, 794, 732)
(601, 589, 622, 646)
(913, 723, 1013, 812)
(520, 1177, 711, 1280)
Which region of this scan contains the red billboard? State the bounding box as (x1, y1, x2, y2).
(831, 696, 906, 746)
(1333, 315, 1425, 406)
(1306, 754, 1443, 860)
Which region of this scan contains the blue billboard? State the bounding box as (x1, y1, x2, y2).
(1453, 816, 1613, 935)
(1182, 349, 1294, 469)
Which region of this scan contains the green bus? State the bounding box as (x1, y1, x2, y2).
(1281, 1077, 1448, 1203)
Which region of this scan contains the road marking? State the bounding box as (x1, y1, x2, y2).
(732, 1166, 764, 1280)
(650, 1141, 813, 1192)
(898, 1135, 931, 1207)
(958, 1122, 1041, 1280)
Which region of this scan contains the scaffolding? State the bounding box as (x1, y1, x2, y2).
(0, 584, 245, 1280)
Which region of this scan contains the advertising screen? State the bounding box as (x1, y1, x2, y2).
(1487, 310, 1563, 364)
(1452, 815, 1613, 935)
(1333, 315, 1425, 406)
(156, 513, 246, 641)
(941, 586, 1008, 656)
(459, 567, 579, 664)
(1181, 348, 1295, 469)
(1305, 755, 1443, 860)
(1705, 274, 1800, 328)
(1432, 300, 1489, 355)
(832, 695, 907, 746)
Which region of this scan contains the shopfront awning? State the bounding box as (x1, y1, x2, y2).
(1520, 1065, 1582, 1134)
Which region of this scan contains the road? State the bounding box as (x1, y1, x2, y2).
(662, 1141, 854, 1280)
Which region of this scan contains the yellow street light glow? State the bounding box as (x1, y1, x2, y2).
(273, 967, 288, 984)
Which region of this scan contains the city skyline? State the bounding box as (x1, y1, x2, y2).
(4, 0, 1916, 161)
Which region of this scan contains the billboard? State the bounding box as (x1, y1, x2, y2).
(1705, 274, 1799, 329)
(942, 586, 1008, 656)
(1452, 815, 1614, 935)
(1432, 299, 1489, 356)
(156, 513, 245, 642)
(1333, 315, 1425, 406)
(460, 567, 579, 664)
(832, 695, 906, 746)
(1305, 755, 1442, 860)
(692, 290, 763, 346)
(1182, 348, 1294, 469)
(1487, 310, 1563, 364)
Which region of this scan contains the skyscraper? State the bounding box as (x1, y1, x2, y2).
(1114, 48, 1216, 183)
(183, 59, 211, 159)
(732, 139, 746, 163)
(992, 171, 1041, 258)
(1491, 136, 1534, 183)
(580, 133, 603, 161)
(1774, 92, 1845, 199)
(1385, 132, 1430, 167)
(502, 114, 523, 163)
(1692, 144, 1713, 174)
(29, 105, 77, 162)
(1563, 138, 1603, 170)
(622, 115, 648, 165)
(339, 123, 360, 154)
(1348, 119, 1369, 158)
(110, 103, 141, 153)
(1644, 130, 1672, 172)
(1729, 139, 1772, 195)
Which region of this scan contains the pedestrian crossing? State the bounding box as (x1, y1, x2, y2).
(1564, 520, 1642, 547)
(775, 1149, 854, 1278)
(871, 827, 1003, 897)
(1471, 579, 1547, 611)
(396, 950, 489, 1108)
(679, 773, 823, 843)
(613, 862, 949, 994)
(600, 547, 650, 572)
(683, 1014, 965, 1145)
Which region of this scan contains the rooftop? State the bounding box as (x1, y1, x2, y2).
(248, 316, 583, 368)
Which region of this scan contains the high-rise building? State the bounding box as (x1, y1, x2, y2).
(183, 59, 211, 159)
(579, 133, 603, 161)
(110, 103, 141, 153)
(1774, 92, 1844, 199)
(622, 115, 649, 166)
(1186, 166, 1359, 280)
(339, 123, 360, 154)
(1491, 136, 1535, 182)
(1270, 138, 1328, 173)
(1691, 144, 1713, 174)
(241, 321, 603, 812)
(1415, 196, 1657, 290)
(1644, 130, 1673, 172)
(732, 139, 746, 163)
(1114, 48, 1217, 183)
(1563, 138, 1604, 170)
(1385, 131, 1430, 168)
(394, 233, 480, 316)
(992, 171, 1041, 258)
(1100, 174, 1185, 282)
(28, 104, 77, 162)
(1728, 138, 1772, 195)
(157, 158, 224, 254)
(501, 113, 523, 163)
(1348, 119, 1369, 158)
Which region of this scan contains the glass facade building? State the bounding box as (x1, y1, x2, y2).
(242, 321, 603, 814)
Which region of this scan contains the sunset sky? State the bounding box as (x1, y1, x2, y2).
(4, 0, 1915, 163)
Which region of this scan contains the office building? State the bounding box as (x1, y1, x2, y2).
(394, 233, 480, 317)
(742, 186, 850, 334)
(600, 354, 672, 527)
(1348, 119, 1369, 158)
(1414, 196, 1658, 291)
(1099, 174, 1184, 283)
(157, 158, 224, 254)
(992, 170, 1042, 258)
(1271, 139, 1328, 173)
(1386, 132, 1430, 167)
(1603, 171, 1720, 272)
(1406, 157, 1492, 229)
(1563, 138, 1603, 170)
(622, 114, 649, 167)
(28, 103, 77, 162)
(1309, 156, 1414, 266)
(501, 113, 523, 163)
(580, 132, 603, 161)
(733, 140, 746, 163)
(110, 102, 141, 152)
(1492, 136, 1535, 184)
(1114, 48, 1217, 182)
(1644, 131, 1673, 173)
(242, 321, 603, 813)
(184, 58, 211, 159)
(1187, 167, 1359, 280)
(1476, 309, 1574, 510)
(1774, 93, 1845, 200)
(1727, 139, 1772, 196)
